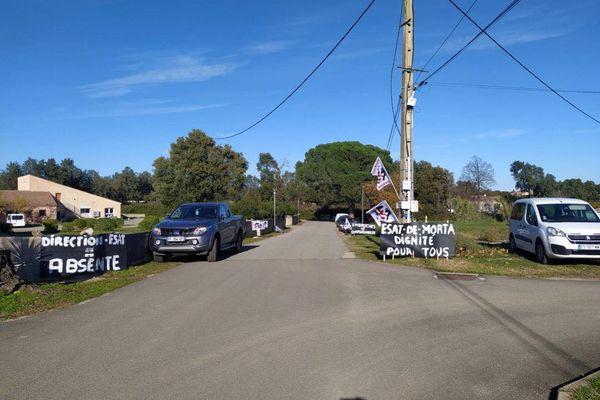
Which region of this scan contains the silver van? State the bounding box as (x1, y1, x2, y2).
(508, 198, 600, 263)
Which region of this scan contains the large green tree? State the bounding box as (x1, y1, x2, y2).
(414, 161, 454, 217)
(296, 141, 394, 210)
(152, 129, 248, 207)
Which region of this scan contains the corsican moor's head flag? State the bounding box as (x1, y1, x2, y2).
(367, 200, 399, 226)
(371, 157, 391, 191)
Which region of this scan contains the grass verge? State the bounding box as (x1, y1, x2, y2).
(571, 375, 600, 400)
(0, 261, 178, 320)
(344, 218, 600, 278)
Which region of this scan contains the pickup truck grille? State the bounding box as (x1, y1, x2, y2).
(567, 234, 600, 244)
(161, 228, 193, 236)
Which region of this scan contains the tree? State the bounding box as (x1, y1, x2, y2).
(460, 156, 495, 194)
(296, 141, 394, 211)
(509, 161, 559, 196)
(0, 162, 23, 190)
(414, 161, 454, 218)
(152, 129, 248, 208)
(256, 152, 283, 201)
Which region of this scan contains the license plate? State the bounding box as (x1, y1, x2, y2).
(167, 236, 185, 242)
(578, 244, 600, 250)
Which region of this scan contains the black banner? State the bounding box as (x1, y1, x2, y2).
(351, 223, 377, 235)
(380, 222, 456, 258)
(40, 234, 128, 278)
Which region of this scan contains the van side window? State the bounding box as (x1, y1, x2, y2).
(526, 204, 538, 225)
(510, 203, 526, 221)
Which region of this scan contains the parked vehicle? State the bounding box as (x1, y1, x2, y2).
(6, 213, 26, 227)
(149, 202, 245, 262)
(336, 215, 353, 233)
(508, 198, 600, 263)
(334, 213, 349, 223)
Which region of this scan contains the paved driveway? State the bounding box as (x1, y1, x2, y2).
(1, 221, 599, 399)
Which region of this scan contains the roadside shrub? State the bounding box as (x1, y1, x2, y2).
(122, 202, 171, 216)
(451, 197, 479, 221)
(60, 222, 77, 233)
(0, 223, 12, 233)
(42, 219, 59, 234)
(72, 219, 88, 230)
(114, 218, 124, 228)
(138, 215, 161, 231)
(94, 218, 117, 232)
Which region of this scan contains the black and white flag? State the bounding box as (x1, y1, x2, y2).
(367, 200, 399, 226)
(371, 157, 392, 191)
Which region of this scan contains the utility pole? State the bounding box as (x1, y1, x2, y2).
(399, 0, 415, 223)
(273, 189, 277, 232)
(361, 184, 364, 224)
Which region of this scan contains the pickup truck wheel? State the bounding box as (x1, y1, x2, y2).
(535, 240, 548, 264)
(207, 237, 219, 262)
(233, 231, 243, 254)
(153, 253, 165, 263)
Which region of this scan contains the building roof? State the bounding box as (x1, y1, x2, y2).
(0, 190, 58, 208)
(18, 175, 120, 206)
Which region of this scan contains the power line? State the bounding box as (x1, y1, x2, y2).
(428, 81, 600, 94)
(388, 8, 406, 146)
(447, 0, 600, 125)
(416, 0, 522, 89)
(415, 0, 479, 83)
(213, 0, 377, 140)
(386, 94, 402, 151)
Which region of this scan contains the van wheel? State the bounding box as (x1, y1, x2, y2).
(207, 236, 219, 262)
(508, 234, 516, 253)
(153, 253, 165, 263)
(233, 231, 243, 254)
(535, 240, 548, 264)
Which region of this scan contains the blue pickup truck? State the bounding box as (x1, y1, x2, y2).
(149, 202, 245, 262)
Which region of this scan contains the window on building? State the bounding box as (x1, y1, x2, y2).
(38, 209, 46, 217)
(80, 207, 91, 215)
(105, 208, 114, 217)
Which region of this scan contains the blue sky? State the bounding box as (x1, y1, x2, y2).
(1, 0, 599, 190)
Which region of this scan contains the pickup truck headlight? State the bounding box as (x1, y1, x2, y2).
(152, 227, 162, 236)
(547, 227, 566, 237)
(193, 226, 207, 235)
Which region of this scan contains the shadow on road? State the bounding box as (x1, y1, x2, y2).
(548, 366, 600, 399)
(172, 244, 259, 263)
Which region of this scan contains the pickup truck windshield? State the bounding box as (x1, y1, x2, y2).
(537, 204, 600, 223)
(169, 205, 218, 220)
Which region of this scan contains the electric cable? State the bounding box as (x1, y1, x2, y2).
(388, 6, 405, 142)
(447, 0, 600, 125)
(415, 0, 521, 89)
(415, 0, 479, 83)
(213, 0, 377, 140)
(428, 81, 600, 94)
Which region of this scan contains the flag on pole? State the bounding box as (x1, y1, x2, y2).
(367, 200, 399, 226)
(371, 157, 392, 191)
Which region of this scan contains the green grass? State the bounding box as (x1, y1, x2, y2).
(0, 261, 178, 320)
(344, 218, 600, 278)
(571, 375, 600, 400)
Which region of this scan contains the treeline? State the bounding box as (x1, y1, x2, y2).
(0, 158, 153, 203)
(510, 161, 600, 202)
(1, 129, 598, 220)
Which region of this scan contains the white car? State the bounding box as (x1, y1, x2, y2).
(6, 213, 26, 227)
(508, 198, 600, 263)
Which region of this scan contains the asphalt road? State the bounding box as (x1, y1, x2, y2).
(1, 221, 599, 399)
